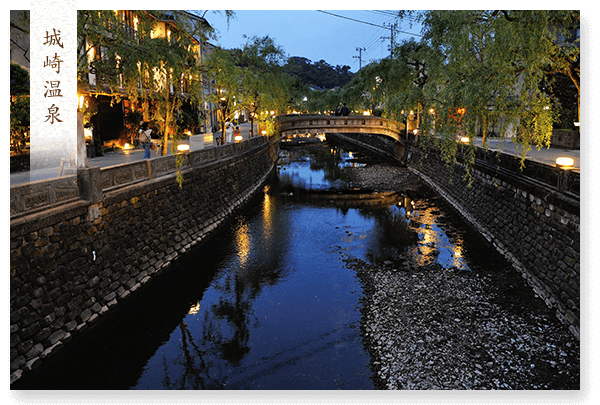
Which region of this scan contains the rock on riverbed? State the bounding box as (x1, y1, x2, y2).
(341, 163, 580, 390)
(343, 163, 422, 192)
(347, 258, 579, 390)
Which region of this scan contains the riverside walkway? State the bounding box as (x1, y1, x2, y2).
(473, 137, 580, 173)
(10, 123, 580, 187)
(10, 122, 258, 187)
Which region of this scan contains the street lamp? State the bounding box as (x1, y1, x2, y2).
(555, 157, 574, 168)
(555, 156, 575, 193)
(177, 143, 191, 167)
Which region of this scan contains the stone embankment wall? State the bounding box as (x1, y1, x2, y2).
(10, 136, 279, 384)
(408, 146, 580, 340)
(326, 132, 407, 164)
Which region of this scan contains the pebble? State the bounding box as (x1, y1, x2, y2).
(341, 162, 580, 390)
(351, 257, 580, 390)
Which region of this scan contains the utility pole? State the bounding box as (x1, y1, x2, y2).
(353, 47, 365, 70)
(380, 22, 396, 58)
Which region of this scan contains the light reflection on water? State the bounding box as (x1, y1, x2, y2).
(132, 147, 471, 390)
(12, 146, 483, 391)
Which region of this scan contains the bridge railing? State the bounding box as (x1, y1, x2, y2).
(277, 114, 404, 140)
(10, 136, 269, 219)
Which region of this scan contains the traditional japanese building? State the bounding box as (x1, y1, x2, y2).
(78, 10, 219, 148)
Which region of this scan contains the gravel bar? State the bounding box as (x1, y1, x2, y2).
(342, 163, 580, 390)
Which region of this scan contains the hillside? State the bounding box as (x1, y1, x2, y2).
(284, 56, 353, 89)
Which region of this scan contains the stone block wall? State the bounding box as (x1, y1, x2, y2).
(10, 138, 279, 384)
(408, 146, 580, 340)
(551, 129, 580, 150)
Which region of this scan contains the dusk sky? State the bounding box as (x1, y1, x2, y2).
(205, 9, 424, 73)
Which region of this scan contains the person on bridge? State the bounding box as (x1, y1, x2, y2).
(341, 103, 350, 116)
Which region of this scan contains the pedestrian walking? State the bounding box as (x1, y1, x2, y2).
(139, 122, 153, 159)
(225, 119, 234, 144)
(234, 126, 242, 142)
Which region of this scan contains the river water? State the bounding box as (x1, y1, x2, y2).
(13, 144, 576, 390)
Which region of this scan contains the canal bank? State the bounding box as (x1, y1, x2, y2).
(11, 144, 579, 391)
(10, 136, 279, 385)
(342, 162, 580, 390)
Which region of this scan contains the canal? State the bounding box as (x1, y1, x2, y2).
(13, 143, 579, 390)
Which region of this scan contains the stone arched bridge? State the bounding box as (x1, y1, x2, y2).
(277, 114, 405, 141)
(276, 114, 409, 163)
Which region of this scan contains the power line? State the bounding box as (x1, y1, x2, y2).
(315, 10, 422, 38)
(316, 10, 387, 29)
(361, 27, 385, 50)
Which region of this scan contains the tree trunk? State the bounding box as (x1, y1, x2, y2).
(162, 96, 171, 156)
(482, 112, 487, 148)
(566, 64, 580, 126)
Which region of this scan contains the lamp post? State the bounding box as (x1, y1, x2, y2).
(555, 156, 575, 193)
(177, 143, 191, 167)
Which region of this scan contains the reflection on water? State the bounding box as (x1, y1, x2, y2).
(278, 147, 364, 191)
(133, 199, 374, 389)
(13, 145, 475, 390)
(132, 147, 472, 390)
(408, 201, 470, 271)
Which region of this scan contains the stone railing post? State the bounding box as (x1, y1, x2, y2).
(77, 167, 103, 203)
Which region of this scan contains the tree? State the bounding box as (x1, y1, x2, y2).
(284, 56, 353, 89)
(343, 56, 412, 117)
(10, 63, 30, 155)
(78, 10, 236, 186)
(414, 10, 579, 168)
(205, 35, 290, 140)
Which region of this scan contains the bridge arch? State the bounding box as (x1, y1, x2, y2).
(277, 114, 406, 142)
(276, 114, 409, 164)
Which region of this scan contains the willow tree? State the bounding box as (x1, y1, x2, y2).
(416, 10, 579, 167)
(78, 10, 233, 185)
(205, 35, 290, 140)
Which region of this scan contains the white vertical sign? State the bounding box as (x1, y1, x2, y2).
(30, 0, 77, 175)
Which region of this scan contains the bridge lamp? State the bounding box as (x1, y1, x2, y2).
(459, 136, 470, 144)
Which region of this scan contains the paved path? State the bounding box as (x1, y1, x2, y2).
(10, 122, 259, 187)
(473, 137, 580, 173)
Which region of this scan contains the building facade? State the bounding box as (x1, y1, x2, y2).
(78, 10, 218, 147)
